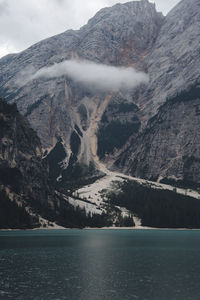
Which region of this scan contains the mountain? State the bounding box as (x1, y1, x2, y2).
(116, 0, 200, 188)
(0, 0, 200, 195)
(0, 100, 109, 229)
(138, 0, 200, 121)
(0, 0, 164, 184)
(0, 99, 60, 228)
(0, 100, 138, 229)
(117, 84, 200, 188)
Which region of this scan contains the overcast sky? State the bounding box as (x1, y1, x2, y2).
(0, 0, 180, 58)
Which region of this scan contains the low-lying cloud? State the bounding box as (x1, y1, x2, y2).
(29, 59, 149, 92)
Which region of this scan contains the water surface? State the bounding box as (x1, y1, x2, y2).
(1, 229, 200, 299)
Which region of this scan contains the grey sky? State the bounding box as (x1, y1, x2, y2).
(0, 0, 180, 58)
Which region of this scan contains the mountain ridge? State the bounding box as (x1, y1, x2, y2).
(0, 0, 200, 189)
(0, 0, 164, 184)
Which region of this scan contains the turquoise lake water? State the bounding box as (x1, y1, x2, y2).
(1, 229, 200, 299)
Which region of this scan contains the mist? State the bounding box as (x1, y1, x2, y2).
(29, 59, 149, 92)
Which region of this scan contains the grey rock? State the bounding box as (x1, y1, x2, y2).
(141, 0, 200, 120)
(0, 0, 200, 188)
(0, 99, 57, 227)
(116, 0, 200, 188)
(0, 0, 163, 177)
(117, 84, 200, 188)
(0, 99, 95, 228)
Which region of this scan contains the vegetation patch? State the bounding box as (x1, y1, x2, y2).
(70, 131, 81, 156)
(160, 177, 200, 190)
(54, 201, 113, 228)
(74, 124, 83, 137)
(44, 139, 66, 182)
(167, 83, 200, 105)
(78, 104, 88, 130)
(97, 95, 140, 158)
(106, 96, 139, 114)
(60, 160, 101, 189)
(107, 180, 200, 228)
(0, 167, 22, 193)
(0, 190, 39, 229)
(24, 95, 48, 117)
(98, 120, 140, 159)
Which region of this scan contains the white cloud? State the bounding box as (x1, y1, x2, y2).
(0, 0, 180, 58)
(26, 59, 149, 92)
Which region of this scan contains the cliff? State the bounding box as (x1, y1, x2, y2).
(116, 84, 200, 188)
(0, 0, 200, 189)
(0, 99, 100, 228)
(0, 0, 163, 182)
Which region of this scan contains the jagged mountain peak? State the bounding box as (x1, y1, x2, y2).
(1, 0, 199, 189)
(115, 0, 200, 185)
(167, 0, 199, 16)
(138, 0, 200, 121)
(77, 0, 164, 65)
(84, 0, 162, 29)
(165, 0, 200, 33)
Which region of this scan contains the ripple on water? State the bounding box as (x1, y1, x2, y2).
(1, 230, 200, 300)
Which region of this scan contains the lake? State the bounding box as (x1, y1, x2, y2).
(1, 229, 200, 299)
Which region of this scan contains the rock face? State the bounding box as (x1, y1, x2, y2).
(0, 0, 163, 182)
(116, 0, 200, 187)
(0, 0, 200, 189)
(97, 94, 141, 160)
(0, 99, 94, 229)
(139, 0, 200, 121)
(0, 99, 57, 227)
(78, 0, 163, 66)
(117, 84, 200, 188)
(0, 99, 136, 229)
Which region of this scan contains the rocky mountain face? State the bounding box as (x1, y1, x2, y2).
(78, 0, 163, 66)
(0, 99, 99, 229)
(117, 84, 200, 188)
(116, 0, 200, 188)
(0, 0, 200, 190)
(0, 99, 56, 227)
(138, 0, 200, 121)
(0, 0, 163, 183)
(0, 100, 136, 229)
(97, 94, 141, 160)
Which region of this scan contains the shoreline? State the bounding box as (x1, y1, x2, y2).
(1, 226, 200, 231)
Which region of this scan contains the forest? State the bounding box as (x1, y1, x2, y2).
(107, 180, 200, 228)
